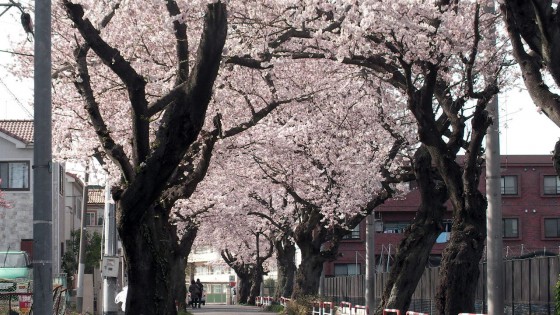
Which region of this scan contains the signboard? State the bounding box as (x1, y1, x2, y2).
(102, 256, 119, 278)
(15, 282, 29, 293)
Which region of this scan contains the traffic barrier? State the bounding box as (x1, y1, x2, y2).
(263, 296, 274, 307)
(406, 312, 428, 315)
(312, 301, 322, 315)
(457, 313, 486, 315)
(339, 301, 352, 314)
(322, 301, 334, 315)
(383, 309, 401, 315)
(255, 296, 263, 306)
(355, 304, 369, 315)
(280, 296, 291, 307)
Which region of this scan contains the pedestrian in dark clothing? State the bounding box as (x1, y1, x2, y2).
(188, 280, 201, 308)
(195, 278, 204, 308)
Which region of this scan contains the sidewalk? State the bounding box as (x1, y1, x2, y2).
(187, 304, 273, 315)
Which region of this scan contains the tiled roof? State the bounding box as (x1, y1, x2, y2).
(0, 120, 34, 144)
(88, 187, 105, 204)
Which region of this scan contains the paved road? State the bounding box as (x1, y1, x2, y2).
(187, 304, 273, 315)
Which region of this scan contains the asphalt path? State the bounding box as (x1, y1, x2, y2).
(187, 304, 273, 315)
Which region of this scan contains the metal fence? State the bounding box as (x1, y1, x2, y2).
(0, 277, 68, 315)
(323, 256, 559, 315)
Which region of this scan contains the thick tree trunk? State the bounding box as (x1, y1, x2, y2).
(435, 191, 487, 315)
(292, 248, 325, 297)
(238, 274, 252, 304)
(171, 255, 187, 311)
(248, 267, 263, 304)
(274, 239, 297, 299)
(171, 224, 198, 311)
(119, 204, 176, 315)
(376, 146, 447, 315)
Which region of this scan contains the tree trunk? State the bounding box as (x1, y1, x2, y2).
(274, 239, 297, 299)
(435, 191, 487, 315)
(376, 146, 447, 315)
(171, 224, 198, 312)
(248, 266, 263, 304)
(292, 247, 325, 297)
(238, 274, 252, 304)
(171, 255, 187, 311)
(119, 204, 176, 315)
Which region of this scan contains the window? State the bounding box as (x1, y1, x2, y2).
(343, 225, 360, 240)
(194, 246, 212, 254)
(503, 218, 519, 238)
(0, 161, 30, 190)
(85, 212, 96, 226)
(334, 263, 361, 276)
(544, 176, 560, 195)
(383, 222, 409, 234)
(544, 218, 560, 238)
(501, 176, 518, 195)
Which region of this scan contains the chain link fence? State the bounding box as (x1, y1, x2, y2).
(0, 274, 68, 315)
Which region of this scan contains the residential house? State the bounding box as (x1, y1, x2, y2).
(325, 155, 560, 276)
(0, 120, 68, 275)
(86, 186, 105, 236)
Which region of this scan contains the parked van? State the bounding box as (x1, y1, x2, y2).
(0, 251, 32, 291)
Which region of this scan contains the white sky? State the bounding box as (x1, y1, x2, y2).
(0, 6, 558, 156)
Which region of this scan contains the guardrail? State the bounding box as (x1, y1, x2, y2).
(339, 301, 352, 314)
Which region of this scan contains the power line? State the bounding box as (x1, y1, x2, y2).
(0, 75, 33, 118)
(0, 48, 32, 56)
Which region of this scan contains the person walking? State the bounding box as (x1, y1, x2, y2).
(195, 278, 204, 308)
(188, 280, 201, 308)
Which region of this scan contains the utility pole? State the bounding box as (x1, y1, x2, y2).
(102, 182, 118, 315)
(485, 2, 504, 314)
(77, 166, 89, 313)
(365, 212, 376, 313)
(32, 0, 53, 314)
(486, 91, 504, 314)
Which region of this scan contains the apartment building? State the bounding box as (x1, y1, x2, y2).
(325, 155, 560, 276)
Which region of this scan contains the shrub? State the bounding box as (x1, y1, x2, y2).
(283, 295, 321, 315)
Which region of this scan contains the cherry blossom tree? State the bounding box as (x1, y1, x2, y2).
(229, 1, 509, 313)
(500, 1, 560, 173)
(181, 58, 417, 300)
(9, 1, 511, 314)
(8, 1, 323, 313)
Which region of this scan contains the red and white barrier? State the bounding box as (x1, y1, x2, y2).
(312, 301, 322, 315)
(322, 301, 334, 315)
(280, 296, 291, 307)
(383, 309, 401, 315)
(339, 301, 352, 315)
(458, 313, 486, 315)
(255, 296, 263, 306)
(354, 304, 369, 315)
(263, 296, 274, 306)
(406, 311, 429, 315)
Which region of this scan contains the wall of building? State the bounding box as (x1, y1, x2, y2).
(325, 155, 560, 276)
(0, 137, 33, 252)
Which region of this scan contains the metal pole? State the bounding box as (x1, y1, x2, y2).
(365, 212, 375, 312)
(103, 182, 118, 314)
(76, 166, 89, 312)
(485, 1, 504, 314)
(32, 0, 53, 313)
(486, 94, 504, 315)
